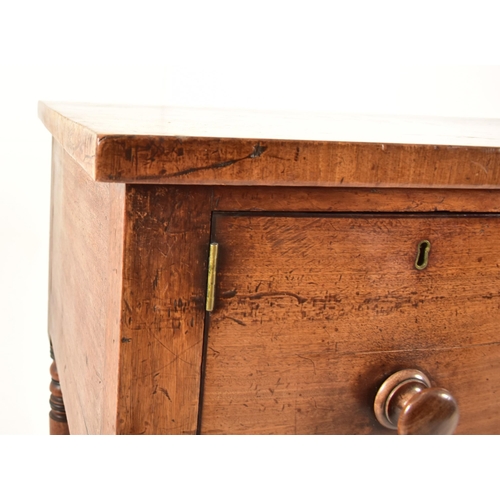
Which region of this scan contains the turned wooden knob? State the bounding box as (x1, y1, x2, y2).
(374, 369, 459, 435)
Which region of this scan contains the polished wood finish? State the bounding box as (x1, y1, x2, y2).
(399, 388, 459, 435)
(48, 139, 125, 434)
(41, 102, 500, 434)
(374, 368, 459, 434)
(49, 346, 69, 435)
(38, 102, 500, 146)
(211, 187, 500, 213)
(95, 137, 500, 188)
(39, 102, 500, 188)
(117, 186, 212, 434)
(199, 214, 500, 434)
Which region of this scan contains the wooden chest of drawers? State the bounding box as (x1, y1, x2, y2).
(39, 102, 500, 434)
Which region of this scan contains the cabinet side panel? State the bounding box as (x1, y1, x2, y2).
(48, 139, 125, 434)
(117, 185, 212, 434)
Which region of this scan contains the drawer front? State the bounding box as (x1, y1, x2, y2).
(199, 214, 500, 434)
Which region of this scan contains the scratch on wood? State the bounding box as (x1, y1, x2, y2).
(152, 270, 159, 290)
(209, 346, 220, 357)
(471, 160, 489, 174)
(224, 316, 247, 326)
(159, 387, 172, 402)
(349, 340, 500, 356)
(297, 355, 316, 374)
(164, 144, 268, 178)
(238, 291, 307, 304)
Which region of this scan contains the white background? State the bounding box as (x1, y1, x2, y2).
(1, 0, 500, 496)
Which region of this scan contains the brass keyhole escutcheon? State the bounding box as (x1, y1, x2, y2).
(415, 240, 431, 270)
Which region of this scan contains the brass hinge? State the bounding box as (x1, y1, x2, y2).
(205, 242, 219, 312)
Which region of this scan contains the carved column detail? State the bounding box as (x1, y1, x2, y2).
(49, 344, 70, 435)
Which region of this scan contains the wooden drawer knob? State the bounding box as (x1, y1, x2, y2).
(374, 369, 459, 434)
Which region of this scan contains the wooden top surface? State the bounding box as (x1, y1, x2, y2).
(40, 101, 500, 146)
(39, 101, 500, 188)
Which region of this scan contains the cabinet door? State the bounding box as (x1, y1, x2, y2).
(199, 214, 500, 434)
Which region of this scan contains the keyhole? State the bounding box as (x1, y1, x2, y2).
(415, 240, 431, 270)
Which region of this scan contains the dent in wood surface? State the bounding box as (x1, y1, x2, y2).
(48, 139, 125, 434)
(116, 185, 212, 434)
(200, 214, 500, 434)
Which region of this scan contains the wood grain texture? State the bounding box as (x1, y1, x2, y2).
(397, 387, 460, 435)
(199, 214, 500, 434)
(38, 102, 500, 146)
(48, 139, 125, 434)
(39, 103, 98, 179)
(39, 102, 500, 188)
(41, 98, 500, 434)
(116, 185, 212, 434)
(212, 187, 500, 213)
(97, 138, 500, 188)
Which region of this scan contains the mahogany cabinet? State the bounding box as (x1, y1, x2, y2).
(39, 102, 500, 434)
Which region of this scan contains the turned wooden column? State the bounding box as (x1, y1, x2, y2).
(49, 344, 69, 435)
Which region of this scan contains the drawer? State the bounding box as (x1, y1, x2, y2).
(199, 214, 500, 434)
